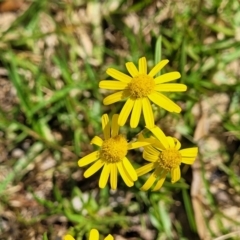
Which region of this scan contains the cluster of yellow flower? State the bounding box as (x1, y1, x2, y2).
(64, 57, 198, 239)
(79, 57, 198, 191)
(64, 229, 113, 240)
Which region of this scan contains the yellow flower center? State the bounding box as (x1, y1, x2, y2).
(128, 74, 155, 99)
(158, 149, 182, 171)
(100, 135, 128, 163)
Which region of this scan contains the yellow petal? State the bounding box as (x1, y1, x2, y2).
(137, 133, 156, 145)
(103, 90, 130, 105)
(90, 136, 103, 146)
(89, 229, 99, 240)
(104, 235, 114, 240)
(140, 171, 157, 191)
(179, 147, 198, 157)
(126, 61, 139, 77)
(145, 145, 160, 155)
(148, 91, 181, 113)
(102, 114, 110, 140)
(148, 59, 169, 77)
(117, 161, 133, 187)
(171, 167, 181, 183)
(78, 151, 100, 167)
(118, 98, 135, 126)
(63, 234, 75, 240)
(151, 138, 166, 150)
(136, 162, 155, 177)
(110, 163, 118, 190)
(147, 126, 168, 149)
(111, 114, 120, 137)
(142, 97, 154, 128)
(143, 150, 159, 162)
(166, 136, 175, 148)
(99, 81, 128, 90)
(154, 72, 181, 84)
(106, 68, 132, 83)
(130, 98, 142, 128)
(127, 141, 151, 150)
(155, 83, 187, 92)
(139, 57, 147, 74)
(99, 164, 111, 188)
(84, 160, 104, 178)
(173, 138, 181, 150)
(122, 157, 138, 181)
(181, 157, 196, 165)
(152, 171, 168, 191)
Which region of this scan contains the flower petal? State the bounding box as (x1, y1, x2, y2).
(154, 72, 181, 84)
(136, 162, 155, 176)
(111, 114, 120, 137)
(179, 147, 198, 157)
(118, 98, 135, 126)
(106, 68, 132, 83)
(147, 126, 168, 149)
(90, 136, 103, 146)
(171, 167, 181, 183)
(174, 138, 181, 150)
(128, 141, 151, 150)
(102, 114, 110, 140)
(122, 157, 137, 181)
(148, 59, 169, 77)
(64, 234, 75, 240)
(152, 171, 168, 191)
(103, 90, 130, 105)
(143, 150, 159, 162)
(126, 62, 139, 77)
(78, 151, 100, 167)
(142, 97, 154, 128)
(155, 83, 187, 92)
(99, 164, 111, 188)
(84, 160, 104, 178)
(130, 98, 142, 128)
(140, 171, 157, 191)
(181, 157, 196, 165)
(148, 91, 181, 113)
(117, 161, 134, 187)
(110, 163, 118, 190)
(137, 133, 157, 144)
(89, 229, 99, 240)
(166, 136, 175, 148)
(104, 235, 114, 240)
(139, 57, 147, 74)
(145, 145, 160, 155)
(99, 81, 128, 90)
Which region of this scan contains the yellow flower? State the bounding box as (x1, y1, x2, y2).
(63, 229, 114, 240)
(63, 235, 75, 240)
(136, 126, 198, 191)
(99, 57, 186, 128)
(78, 114, 149, 189)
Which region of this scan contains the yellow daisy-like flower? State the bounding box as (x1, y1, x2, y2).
(63, 229, 114, 240)
(136, 126, 198, 191)
(78, 114, 149, 190)
(99, 57, 187, 128)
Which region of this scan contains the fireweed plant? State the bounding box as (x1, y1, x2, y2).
(73, 57, 198, 238)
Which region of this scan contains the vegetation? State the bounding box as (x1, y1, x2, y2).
(0, 0, 239, 239)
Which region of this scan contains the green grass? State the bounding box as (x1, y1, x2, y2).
(0, 0, 240, 239)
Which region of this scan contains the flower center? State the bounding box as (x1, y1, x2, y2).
(100, 135, 128, 163)
(158, 149, 182, 171)
(128, 74, 155, 99)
